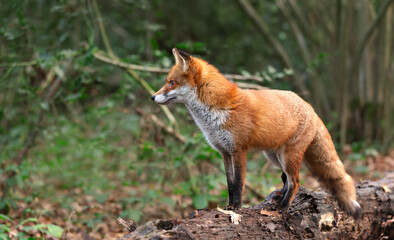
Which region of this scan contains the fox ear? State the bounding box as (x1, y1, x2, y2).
(172, 48, 191, 72)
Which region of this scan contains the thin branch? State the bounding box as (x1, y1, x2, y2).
(126, 68, 177, 126)
(288, 0, 313, 40)
(65, 208, 76, 239)
(222, 74, 263, 82)
(245, 180, 265, 200)
(0, 51, 266, 84)
(94, 50, 170, 73)
(235, 82, 267, 90)
(94, 50, 265, 82)
(136, 108, 186, 143)
(91, 1, 266, 83)
(0, 61, 36, 68)
(91, 0, 114, 57)
(276, 0, 311, 64)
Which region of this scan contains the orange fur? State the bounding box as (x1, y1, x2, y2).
(152, 48, 362, 219)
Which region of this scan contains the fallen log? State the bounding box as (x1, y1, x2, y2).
(119, 174, 394, 239)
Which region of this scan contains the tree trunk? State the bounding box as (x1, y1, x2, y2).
(119, 175, 394, 239)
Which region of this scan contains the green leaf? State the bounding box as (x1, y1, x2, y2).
(0, 233, 9, 240)
(192, 194, 208, 209)
(54, 65, 65, 79)
(23, 224, 47, 231)
(262, 72, 272, 82)
(274, 72, 285, 79)
(40, 102, 49, 111)
(0, 214, 12, 222)
(47, 224, 64, 238)
(28, 224, 46, 229)
(267, 65, 276, 74)
(284, 68, 294, 76)
(17, 218, 38, 228)
(94, 193, 108, 204)
(0, 224, 10, 233)
(240, 70, 251, 77)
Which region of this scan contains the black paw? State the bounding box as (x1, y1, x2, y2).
(276, 202, 290, 212)
(264, 188, 285, 203)
(225, 204, 241, 210)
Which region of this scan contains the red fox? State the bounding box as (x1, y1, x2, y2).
(151, 48, 362, 219)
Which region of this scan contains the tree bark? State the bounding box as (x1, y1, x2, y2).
(119, 175, 394, 239)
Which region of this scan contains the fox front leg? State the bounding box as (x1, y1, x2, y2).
(222, 151, 247, 210)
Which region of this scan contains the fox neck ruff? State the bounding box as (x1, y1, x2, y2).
(183, 86, 235, 154)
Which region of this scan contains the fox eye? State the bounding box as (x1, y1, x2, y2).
(169, 80, 175, 86)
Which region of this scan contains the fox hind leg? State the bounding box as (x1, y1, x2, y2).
(279, 150, 303, 210)
(263, 151, 289, 203)
(279, 172, 288, 199)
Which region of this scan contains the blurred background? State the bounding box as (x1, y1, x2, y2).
(0, 0, 393, 239)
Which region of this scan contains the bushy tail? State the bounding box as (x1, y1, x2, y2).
(304, 122, 362, 219)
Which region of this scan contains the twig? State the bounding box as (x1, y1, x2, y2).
(0, 61, 36, 68)
(94, 51, 170, 73)
(126, 68, 177, 127)
(136, 108, 186, 143)
(65, 208, 76, 240)
(245, 180, 265, 200)
(235, 82, 267, 90)
(3, 50, 266, 85)
(222, 74, 263, 82)
(94, 50, 265, 83)
(288, 0, 313, 40)
(91, 0, 114, 57)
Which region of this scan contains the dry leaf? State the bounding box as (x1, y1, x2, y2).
(260, 209, 279, 217)
(382, 184, 391, 193)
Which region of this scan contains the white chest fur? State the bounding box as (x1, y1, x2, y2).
(183, 87, 235, 154)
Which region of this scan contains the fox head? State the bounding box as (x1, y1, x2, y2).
(151, 48, 199, 105)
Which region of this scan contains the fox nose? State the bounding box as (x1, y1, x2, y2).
(151, 95, 155, 101)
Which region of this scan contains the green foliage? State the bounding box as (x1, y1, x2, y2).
(0, 216, 64, 239)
